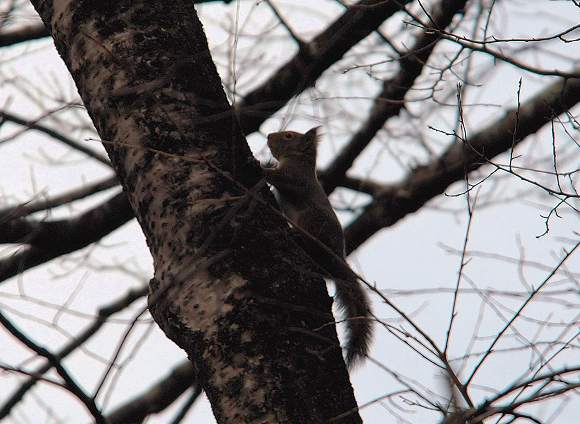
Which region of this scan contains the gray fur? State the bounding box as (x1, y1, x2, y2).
(262, 128, 373, 368)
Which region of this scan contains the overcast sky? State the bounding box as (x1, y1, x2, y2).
(1, 1, 578, 423)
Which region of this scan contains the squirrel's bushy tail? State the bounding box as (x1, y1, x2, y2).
(292, 226, 373, 368)
(333, 271, 373, 369)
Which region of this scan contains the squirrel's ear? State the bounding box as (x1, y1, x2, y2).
(305, 126, 321, 143)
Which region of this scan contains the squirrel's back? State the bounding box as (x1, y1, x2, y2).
(262, 127, 373, 368)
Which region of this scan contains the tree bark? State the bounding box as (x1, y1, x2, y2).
(28, 1, 361, 423)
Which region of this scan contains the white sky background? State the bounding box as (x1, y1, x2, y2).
(0, 0, 578, 423)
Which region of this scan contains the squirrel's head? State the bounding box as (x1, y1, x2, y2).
(267, 127, 320, 163)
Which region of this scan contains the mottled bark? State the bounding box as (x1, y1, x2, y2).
(28, 1, 361, 423)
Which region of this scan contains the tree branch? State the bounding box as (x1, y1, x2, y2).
(0, 310, 105, 423)
(0, 192, 134, 282)
(0, 23, 48, 48)
(0, 110, 111, 167)
(0, 1, 237, 48)
(28, 0, 363, 422)
(321, 0, 468, 193)
(235, 0, 411, 134)
(0, 286, 146, 419)
(0, 175, 119, 219)
(105, 361, 198, 424)
(344, 74, 580, 253)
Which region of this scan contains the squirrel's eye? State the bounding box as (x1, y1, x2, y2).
(283, 133, 293, 140)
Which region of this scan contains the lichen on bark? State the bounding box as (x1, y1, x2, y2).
(29, 0, 362, 422)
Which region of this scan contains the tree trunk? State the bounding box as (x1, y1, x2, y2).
(29, 1, 362, 422)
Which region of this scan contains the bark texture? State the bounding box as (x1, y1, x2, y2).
(28, 1, 361, 422)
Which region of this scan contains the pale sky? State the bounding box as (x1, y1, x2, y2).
(0, 1, 578, 423)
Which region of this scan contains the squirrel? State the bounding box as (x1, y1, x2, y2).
(261, 127, 372, 368)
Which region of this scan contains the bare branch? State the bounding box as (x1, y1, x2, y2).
(0, 192, 134, 282)
(0, 23, 48, 48)
(0, 110, 111, 167)
(0, 310, 105, 423)
(0, 175, 119, 219)
(321, 0, 469, 193)
(344, 74, 580, 252)
(235, 0, 411, 134)
(106, 361, 198, 424)
(465, 244, 578, 386)
(0, 286, 146, 419)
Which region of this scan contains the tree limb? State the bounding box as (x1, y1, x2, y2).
(106, 361, 198, 424)
(0, 286, 146, 419)
(0, 110, 111, 167)
(321, 0, 468, 193)
(0, 310, 105, 423)
(0, 192, 134, 282)
(235, 0, 411, 135)
(344, 74, 580, 253)
(28, 1, 363, 422)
